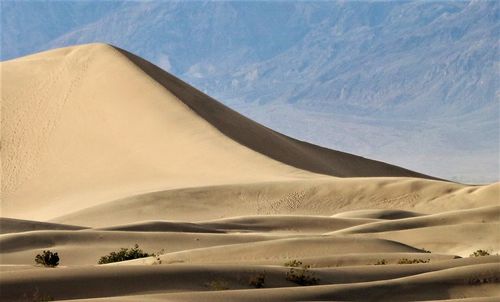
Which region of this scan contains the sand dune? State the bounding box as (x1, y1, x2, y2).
(1, 43, 499, 301)
(372, 223, 500, 257)
(97, 221, 224, 233)
(111, 263, 500, 301)
(332, 208, 425, 219)
(1, 258, 498, 301)
(198, 215, 375, 234)
(331, 205, 499, 235)
(96, 215, 375, 234)
(136, 236, 425, 265)
(53, 178, 498, 227)
(0, 230, 286, 265)
(2, 43, 432, 221)
(0, 217, 87, 234)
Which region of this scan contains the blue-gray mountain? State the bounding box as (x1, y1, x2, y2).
(1, 0, 498, 183)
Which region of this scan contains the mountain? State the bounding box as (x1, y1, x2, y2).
(1, 0, 498, 182)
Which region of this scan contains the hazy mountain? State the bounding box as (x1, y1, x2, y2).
(1, 0, 498, 182)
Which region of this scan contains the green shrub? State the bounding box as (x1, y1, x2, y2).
(397, 258, 430, 264)
(35, 250, 59, 267)
(98, 244, 151, 264)
(469, 249, 490, 257)
(249, 272, 266, 288)
(286, 265, 319, 286)
(284, 259, 302, 267)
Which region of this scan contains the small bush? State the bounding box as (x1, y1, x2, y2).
(286, 265, 319, 286)
(375, 259, 387, 265)
(469, 249, 490, 257)
(98, 244, 151, 264)
(397, 258, 430, 264)
(249, 272, 266, 288)
(284, 259, 302, 267)
(35, 250, 59, 267)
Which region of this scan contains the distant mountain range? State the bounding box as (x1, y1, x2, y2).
(2, 0, 498, 183)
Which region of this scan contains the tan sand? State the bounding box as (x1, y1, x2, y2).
(1, 43, 498, 301)
(53, 178, 499, 227)
(1, 260, 498, 301)
(0, 217, 87, 234)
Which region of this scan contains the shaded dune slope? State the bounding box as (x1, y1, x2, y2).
(0, 218, 87, 234)
(117, 46, 435, 180)
(330, 205, 500, 235)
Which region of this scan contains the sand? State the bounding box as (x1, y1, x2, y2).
(1, 43, 498, 301)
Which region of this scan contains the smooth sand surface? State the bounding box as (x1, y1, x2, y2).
(2, 261, 497, 301)
(53, 178, 499, 227)
(1, 43, 499, 301)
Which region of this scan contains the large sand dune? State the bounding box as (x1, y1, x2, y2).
(1, 43, 498, 301)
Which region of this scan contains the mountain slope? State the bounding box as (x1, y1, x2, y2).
(1, 43, 431, 220)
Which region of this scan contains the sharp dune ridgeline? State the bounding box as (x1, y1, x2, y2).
(1, 43, 499, 301)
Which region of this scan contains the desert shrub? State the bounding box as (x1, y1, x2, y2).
(421, 248, 431, 253)
(469, 249, 490, 257)
(397, 258, 430, 264)
(249, 272, 266, 288)
(284, 259, 303, 267)
(206, 280, 229, 290)
(35, 250, 59, 267)
(98, 244, 151, 264)
(286, 265, 319, 286)
(375, 259, 387, 265)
